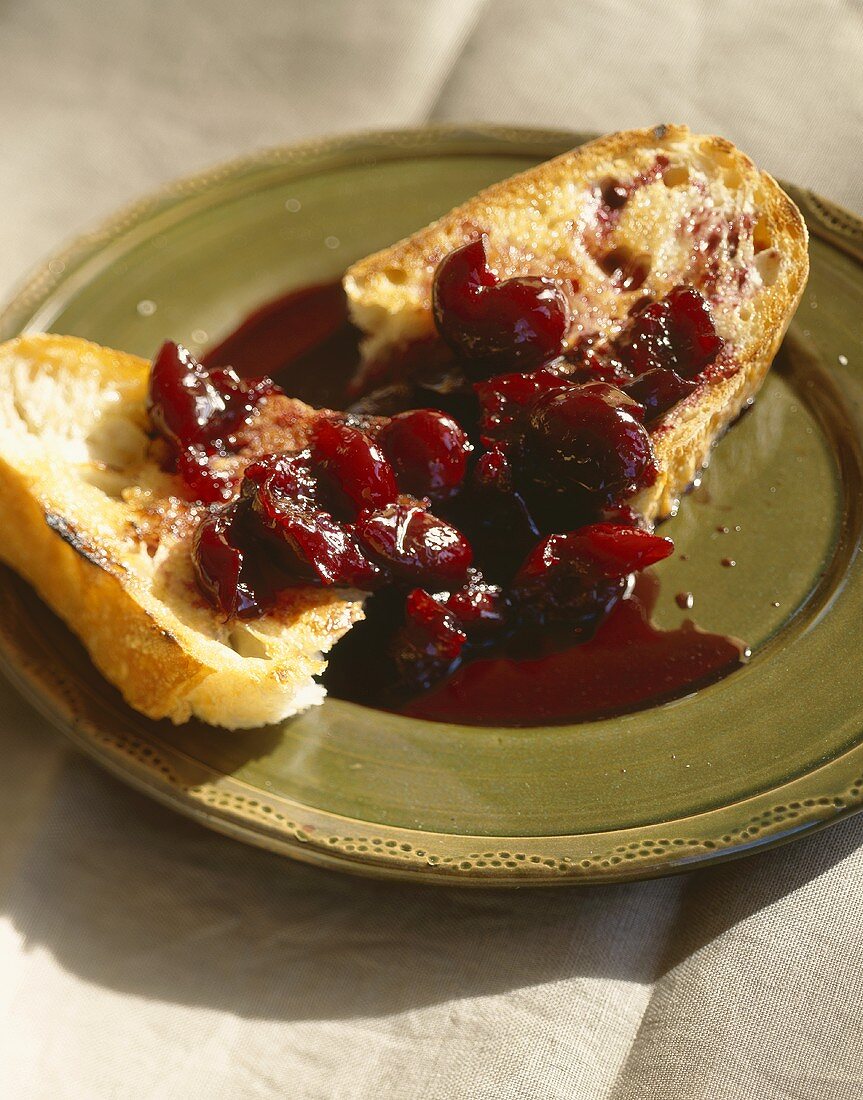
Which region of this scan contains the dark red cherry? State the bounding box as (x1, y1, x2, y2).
(432, 236, 570, 369)
(510, 524, 672, 633)
(311, 418, 398, 519)
(522, 382, 655, 499)
(404, 589, 467, 661)
(432, 236, 497, 304)
(473, 444, 514, 492)
(247, 456, 383, 589)
(510, 541, 626, 634)
(616, 286, 722, 379)
(625, 368, 697, 423)
(392, 588, 468, 691)
(442, 570, 507, 636)
(664, 285, 724, 376)
(379, 409, 472, 499)
(243, 451, 318, 508)
(149, 342, 279, 451)
(615, 301, 674, 376)
(149, 341, 226, 448)
(192, 504, 260, 619)
(475, 367, 571, 445)
(520, 525, 673, 582)
(562, 343, 633, 387)
(207, 366, 280, 438)
(469, 445, 542, 577)
(356, 503, 472, 588)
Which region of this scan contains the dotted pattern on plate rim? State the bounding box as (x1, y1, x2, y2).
(2, 133, 863, 880)
(0, 573, 862, 882)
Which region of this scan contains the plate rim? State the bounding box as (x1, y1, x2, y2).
(2, 123, 863, 886)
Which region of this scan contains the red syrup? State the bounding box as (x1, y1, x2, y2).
(402, 575, 747, 727)
(203, 281, 359, 408)
(198, 279, 748, 726)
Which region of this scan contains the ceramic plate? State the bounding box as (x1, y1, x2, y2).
(1, 126, 862, 885)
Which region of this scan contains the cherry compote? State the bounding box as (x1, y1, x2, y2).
(432, 235, 570, 373)
(520, 382, 654, 500)
(157, 236, 726, 704)
(311, 418, 398, 519)
(149, 340, 279, 503)
(616, 286, 723, 379)
(378, 409, 472, 500)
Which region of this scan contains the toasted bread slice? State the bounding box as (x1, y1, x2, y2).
(344, 125, 809, 520)
(0, 334, 365, 728)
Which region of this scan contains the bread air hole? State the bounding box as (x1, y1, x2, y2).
(228, 625, 272, 659)
(662, 164, 689, 188)
(753, 214, 773, 253)
(383, 267, 407, 286)
(599, 246, 651, 292)
(81, 465, 133, 499)
(754, 247, 781, 286)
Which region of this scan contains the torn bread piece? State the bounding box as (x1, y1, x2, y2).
(344, 125, 809, 519)
(0, 334, 365, 728)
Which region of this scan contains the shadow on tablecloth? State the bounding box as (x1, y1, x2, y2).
(4, 746, 860, 1026)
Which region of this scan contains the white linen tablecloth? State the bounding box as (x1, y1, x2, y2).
(1, 2, 862, 1096)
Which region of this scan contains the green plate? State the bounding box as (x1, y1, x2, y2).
(1, 126, 862, 885)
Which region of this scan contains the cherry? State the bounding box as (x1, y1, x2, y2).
(356, 502, 472, 588)
(311, 418, 398, 519)
(616, 286, 723, 379)
(192, 504, 260, 619)
(404, 590, 467, 659)
(521, 382, 655, 500)
(615, 301, 674, 376)
(379, 409, 472, 499)
(392, 588, 467, 691)
(149, 342, 277, 450)
(526, 525, 674, 580)
(625, 368, 697, 423)
(665, 285, 724, 375)
(149, 341, 227, 448)
(510, 524, 672, 633)
(511, 547, 626, 635)
(474, 367, 570, 446)
(432, 236, 570, 370)
(562, 343, 632, 387)
(442, 570, 507, 636)
(246, 455, 383, 589)
(473, 444, 514, 492)
(463, 445, 542, 580)
(243, 451, 318, 508)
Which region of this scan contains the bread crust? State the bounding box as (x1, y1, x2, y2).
(345, 125, 809, 519)
(0, 334, 364, 729)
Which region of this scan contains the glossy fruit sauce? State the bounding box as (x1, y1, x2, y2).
(195, 275, 747, 727)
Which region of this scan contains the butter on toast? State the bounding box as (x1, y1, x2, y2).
(0, 334, 364, 728)
(344, 125, 809, 520)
